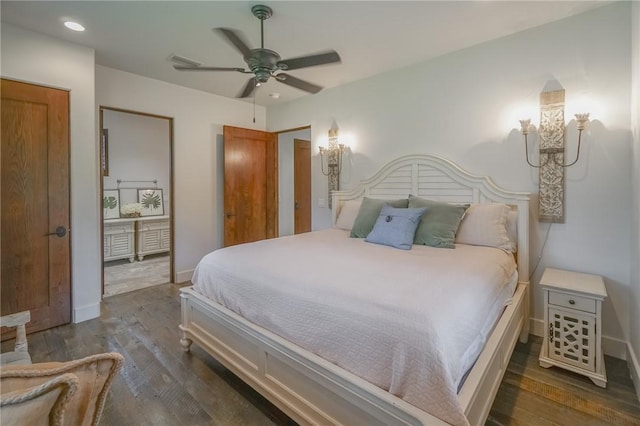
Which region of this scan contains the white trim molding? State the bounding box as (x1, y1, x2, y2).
(176, 268, 194, 284)
(628, 342, 640, 403)
(73, 302, 100, 323)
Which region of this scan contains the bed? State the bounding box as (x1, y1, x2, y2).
(180, 154, 531, 426)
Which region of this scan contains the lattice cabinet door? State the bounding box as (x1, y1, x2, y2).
(539, 268, 607, 388)
(548, 306, 596, 372)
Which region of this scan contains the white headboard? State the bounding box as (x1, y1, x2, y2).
(331, 154, 531, 284)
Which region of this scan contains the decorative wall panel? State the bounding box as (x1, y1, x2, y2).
(538, 90, 566, 223)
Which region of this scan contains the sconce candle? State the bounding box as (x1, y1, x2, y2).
(575, 113, 590, 131)
(519, 119, 532, 135)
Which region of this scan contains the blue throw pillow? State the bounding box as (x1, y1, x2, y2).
(365, 205, 428, 250)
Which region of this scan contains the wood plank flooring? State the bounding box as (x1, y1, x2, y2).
(3, 282, 639, 425)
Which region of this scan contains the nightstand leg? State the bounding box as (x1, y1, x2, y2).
(590, 377, 607, 388)
(539, 359, 553, 369)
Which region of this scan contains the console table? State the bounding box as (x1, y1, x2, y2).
(104, 215, 170, 263)
(103, 218, 136, 262)
(136, 215, 170, 261)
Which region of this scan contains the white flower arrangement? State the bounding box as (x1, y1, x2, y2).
(121, 203, 143, 217)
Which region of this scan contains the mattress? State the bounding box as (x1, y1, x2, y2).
(192, 228, 517, 426)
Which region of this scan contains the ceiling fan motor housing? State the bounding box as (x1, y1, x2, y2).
(246, 48, 281, 83)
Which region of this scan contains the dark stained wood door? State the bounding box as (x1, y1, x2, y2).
(293, 139, 311, 234)
(1, 79, 71, 336)
(223, 126, 277, 247)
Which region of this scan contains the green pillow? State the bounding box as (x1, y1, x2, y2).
(350, 197, 409, 238)
(408, 195, 469, 248)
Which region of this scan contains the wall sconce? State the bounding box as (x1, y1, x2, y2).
(519, 113, 590, 168)
(319, 125, 348, 208)
(517, 89, 591, 223)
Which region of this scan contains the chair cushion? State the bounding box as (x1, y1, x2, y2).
(0, 373, 78, 426)
(1, 352, 124, 426)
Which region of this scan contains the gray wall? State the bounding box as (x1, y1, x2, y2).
(267, 4, 634, 357)
(103, 109, 171, 213)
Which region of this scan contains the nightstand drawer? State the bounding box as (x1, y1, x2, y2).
(549, 291, 595, 313)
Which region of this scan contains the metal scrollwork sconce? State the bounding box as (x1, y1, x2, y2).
(518, 89, 590, 223)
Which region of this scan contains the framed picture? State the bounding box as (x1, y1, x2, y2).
(137, 188, 164, 216)
(103, 189, 120, 220)
(101, 129, 109, 176)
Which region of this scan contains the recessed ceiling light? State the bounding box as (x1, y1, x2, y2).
(64, 21, 85, 32)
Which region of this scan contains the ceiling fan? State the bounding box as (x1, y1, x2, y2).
(173, 4, 341, 98)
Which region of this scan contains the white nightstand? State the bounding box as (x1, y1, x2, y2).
(539, 268, 607, 387)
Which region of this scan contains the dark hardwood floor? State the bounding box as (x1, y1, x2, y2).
(3, 282, 639, 425)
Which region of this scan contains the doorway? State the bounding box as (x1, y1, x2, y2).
(99, 107, 174, 297)
(278, 128, 312, 236)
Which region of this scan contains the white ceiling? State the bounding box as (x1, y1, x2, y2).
(1, 1, 610, 107)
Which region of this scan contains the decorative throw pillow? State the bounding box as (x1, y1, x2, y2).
(350, 197, 409, 238)
(365, 205, 427, 250)
(408, 195, 469, 248)
(335, 199, 362, 231)
(455, 203, 514, 252)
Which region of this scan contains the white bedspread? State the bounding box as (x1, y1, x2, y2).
(192, 228, 517, 425)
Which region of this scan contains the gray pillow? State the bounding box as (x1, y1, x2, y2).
(408, 195, 469, 248)
(350, 197, 409, 238)
(365, 205, 427, 250)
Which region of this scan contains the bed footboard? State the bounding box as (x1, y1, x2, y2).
(180, 281, 528, 426)
(179, 286, 448, 426)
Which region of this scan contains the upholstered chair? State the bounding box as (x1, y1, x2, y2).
(0, 372, 78, 426)
(1, 353, 124, 426)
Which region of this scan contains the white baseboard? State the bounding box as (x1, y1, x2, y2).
(529, 318, 628, 359)
(628, 342, 640, 403)
(73, 302, 100, 323)
(530, 318, 544, 337)
(175, 268, 194, 284)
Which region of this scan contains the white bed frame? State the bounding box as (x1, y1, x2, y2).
(180, 154, 531, 425)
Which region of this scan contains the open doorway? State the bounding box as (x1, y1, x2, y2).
(277, 127, 311, 236)
(99, 107, 174, 297)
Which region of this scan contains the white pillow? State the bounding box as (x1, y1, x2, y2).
(455, 203, 515, 252)
(335, 199, 362, 231)
(506, 209, 518, 250)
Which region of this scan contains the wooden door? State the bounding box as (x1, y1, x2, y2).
(293, 139, 311, 234)
(1, 79, 71, 336)
(223, 126, 277, 247)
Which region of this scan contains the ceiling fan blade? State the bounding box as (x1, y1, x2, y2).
(216, 28, 252, 58)
(275, 73, 322, 94)
(277, 50, 341, 71)
(238, 77, 257, 98)
(174, 65, 246, 72)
